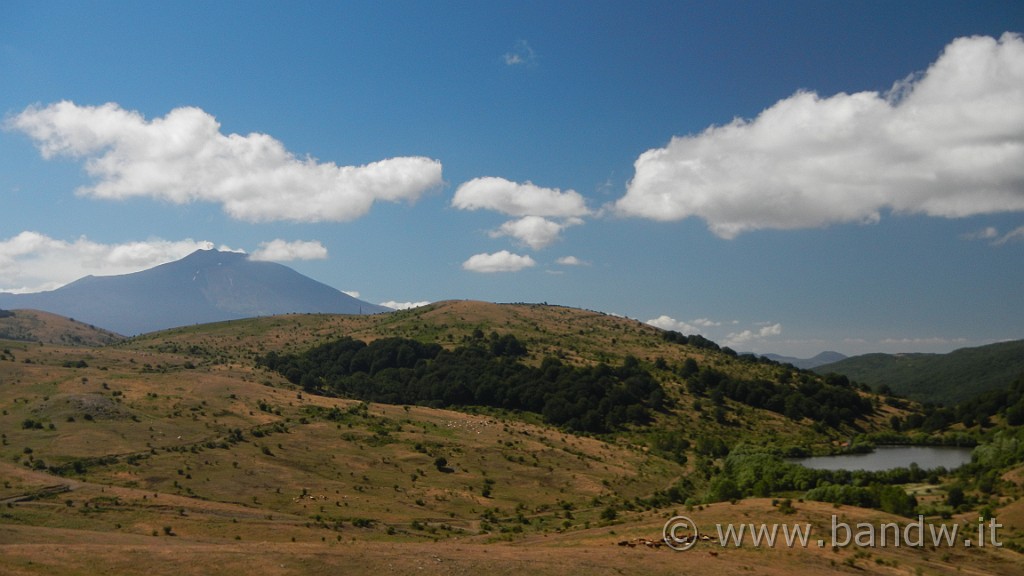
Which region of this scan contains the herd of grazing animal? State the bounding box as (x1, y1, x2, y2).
(617, 534, 718, 550)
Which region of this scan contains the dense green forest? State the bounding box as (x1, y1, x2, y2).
(261, 329, 878, 434)
(815, 340, 1024, 405)
(259, 332, 664, 433)
(879, 374, 1024, 433)
(952, 374, 1024, 427)
(684, 366, 873, 427)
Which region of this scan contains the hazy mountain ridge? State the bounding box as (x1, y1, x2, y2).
(0, 249, 389, 336)
(761, 350, 847, 370)
(815, 340, 1024, 405)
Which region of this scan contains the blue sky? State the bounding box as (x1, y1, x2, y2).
(1, 1, 1022, 357)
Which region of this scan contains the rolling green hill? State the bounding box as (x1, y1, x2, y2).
(815, 340, 1024, 405)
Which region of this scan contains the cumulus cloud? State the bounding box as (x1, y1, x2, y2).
(647, 315, 781, 351)
(555, 255, 587, 266)
(249, 239, 328, 262)
(490, 216, 584, 249)
(453, 177, 589, 218)
(646, 315, 702, 334)
(646, 315, 723, 334)
(453, 177, 590, 250)
(615, 33, 1024, 238)
(7, 101, 443, 223)
(0, 231, 229, 292)
(461, 250, 536, 273)
(724, 323, 783, 347)
(379, 300, 431, 310)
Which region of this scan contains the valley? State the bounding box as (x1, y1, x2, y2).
(1, 301, 1022, 575)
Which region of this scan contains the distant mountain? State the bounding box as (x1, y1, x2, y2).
(814, 340, 1024, 405)
(761, 351, 848, 370)
(0, 249, 391, 335)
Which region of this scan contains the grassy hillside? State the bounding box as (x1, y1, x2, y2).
(0, 309, 123, 346)
(1, 301, 1021, 575)
(816, 340, 1024, 405)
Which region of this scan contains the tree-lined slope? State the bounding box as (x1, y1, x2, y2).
(816, 340, 1024, 405)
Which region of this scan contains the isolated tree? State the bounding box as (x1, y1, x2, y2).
(680, 357, 699, 378)
(945, 486, 965, 509)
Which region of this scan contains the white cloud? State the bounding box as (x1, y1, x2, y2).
(962, 226, 1000, 241)
(647, 315, 782, 351)
(7, 102, 443, 223)
(342, 290, 361, 298)
(615, 33, 1024, 238)
(646, 315, 725, 334)
(962, 225, 1024, 245)
(646, 315, 702, 334)
(453, 177, 589, 218)
(249, 239, 328, 262)
(0, 231, 227, 292)
(555, 255, 587, 266)
(878, 336, 968, 350)
(461, 250, 536, 273)
(993, 225, 1024, 245)
(724, 323, 783, 348)
(490, 216, 583, 249)
(380, 300, 431, 310)
(453, 177, 590, 250)
(504, 39, 536, 66)
(691, 318, 721, 328)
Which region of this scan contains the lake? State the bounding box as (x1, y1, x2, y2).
(791, 445, 974, 472)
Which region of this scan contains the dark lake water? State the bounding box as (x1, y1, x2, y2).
(791, 445, 974, 472)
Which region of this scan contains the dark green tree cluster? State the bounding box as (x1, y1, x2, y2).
(950, 374, 1024, 428)
(892, 378, 1024, 431)
(970, 429, 1024, 470)
(893, 405, 959, 433)
(804, 483, 918, 517)
(661, 330, 722, 353)
(0, 309, 13, 319)
(259, 334, 664, 433)
(684, 365, 872, 427)
(662, 330, 787, 367)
